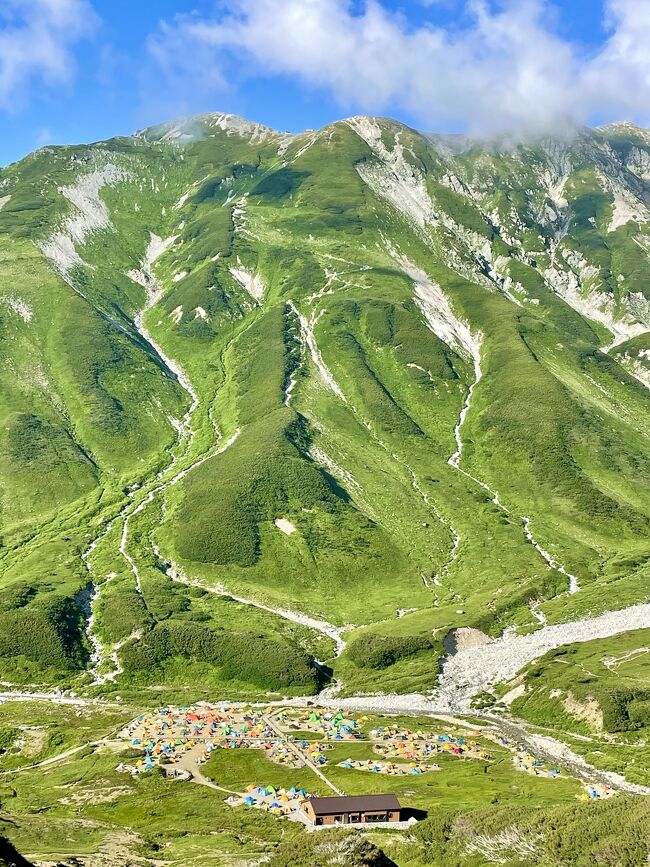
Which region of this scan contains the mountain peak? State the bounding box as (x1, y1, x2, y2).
(135, 111, 290, 145)
(595, 120, 650, 144)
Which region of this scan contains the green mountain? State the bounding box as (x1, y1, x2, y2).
(0, 112, 648, 709)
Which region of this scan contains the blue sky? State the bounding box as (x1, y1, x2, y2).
(0, 0, 648, 166)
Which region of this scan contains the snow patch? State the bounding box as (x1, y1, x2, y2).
(170, 305, 183, 324)
(0, 194, 10, 210)
(230, 265, 265, 302)
(274, 518, 296, 535)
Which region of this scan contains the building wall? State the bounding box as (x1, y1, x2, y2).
(302, 803, 401, 825)
(361, 811, 389, 823)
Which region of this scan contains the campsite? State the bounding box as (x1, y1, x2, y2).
(0, 695, 632, 865)
(111, 701, 604, 826)
(116, 705, 502, 782)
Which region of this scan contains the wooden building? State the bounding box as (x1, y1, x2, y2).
(301, 794, 401, 826)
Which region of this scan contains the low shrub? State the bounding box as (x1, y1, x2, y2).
(0, 595, 86, 671)
(347, 632, 434, 669)
(120, 621, 318, 692)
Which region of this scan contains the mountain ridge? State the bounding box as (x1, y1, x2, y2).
(0, 110, 647, 717)
(11, 111, 650, 168)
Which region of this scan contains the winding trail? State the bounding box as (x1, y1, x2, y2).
(81, 233, 230, 683)
(167, 563, 348, 657)
(0, 743, 96, 776)
(391, 249, 580, 600)
(523, 517, 580, 594)
(0, 690, 116, 707)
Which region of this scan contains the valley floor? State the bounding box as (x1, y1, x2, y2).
(0, 691, 647, 865)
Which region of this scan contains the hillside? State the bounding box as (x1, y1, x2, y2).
(0, 111, 648, 708)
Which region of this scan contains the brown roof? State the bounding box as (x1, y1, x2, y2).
(305, 794, 401, 815)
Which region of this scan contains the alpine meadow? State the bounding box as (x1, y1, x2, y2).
(0, 111, 649, 866)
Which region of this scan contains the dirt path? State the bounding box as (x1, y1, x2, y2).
(478, 713, 650, 795)
(173, 745, 240, 796)
(0, 690, 118, 707)
(261, 712, 343, 795)
(168, 565, 348, 657)
(310, 695, 647, 794)
(0, 743, 93, 776)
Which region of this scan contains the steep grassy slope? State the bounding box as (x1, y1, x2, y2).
(0, 113, 647, 701)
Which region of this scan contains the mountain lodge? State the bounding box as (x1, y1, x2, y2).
(301, 793, 401, 825)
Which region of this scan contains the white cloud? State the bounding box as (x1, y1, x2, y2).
(144, 0, 650, 133)
(583, 0, 650, 122)
(0, 0, 98, 111)
(142, 14, 231, 122)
